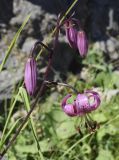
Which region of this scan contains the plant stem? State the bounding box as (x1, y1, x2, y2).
(30, 40, 53, 57)
(44, 80, 78, 93)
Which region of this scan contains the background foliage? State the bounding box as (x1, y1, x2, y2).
(0, 0, 119, 159)
(0, 46, 119, 160)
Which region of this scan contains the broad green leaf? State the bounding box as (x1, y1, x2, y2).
(93, 113, 107, 123)
(39, 139, 55, 152)
(97, 124, 116, 141)
(56, 120, 76, 139)
(96, 149, 114, 160)
(15, 144, 37, 154)
(51, 110, 69, 122)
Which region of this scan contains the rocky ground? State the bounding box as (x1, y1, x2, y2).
(0, 0, 119, 100)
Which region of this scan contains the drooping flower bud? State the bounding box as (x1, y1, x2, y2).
(24, 57, 37, 96)
(77, 30, 88, 57)
(65, 21, 77, 49)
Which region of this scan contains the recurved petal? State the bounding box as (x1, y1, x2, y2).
(85, 90, 101, 111)
(63, 104, 77, 117)
(61, 94, 72, 108)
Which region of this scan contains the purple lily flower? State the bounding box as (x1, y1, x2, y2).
(65, 21, 77, 49)
(61, 91, 101, 117)
(24, 57, 37, 96)
(77, 30, 88, 57)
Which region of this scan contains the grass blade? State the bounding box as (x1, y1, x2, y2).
(19, 87, 44, 160)
(0, 14, 31, 72)
(0, 118, 22, 149)
(0, 91, 20, 150)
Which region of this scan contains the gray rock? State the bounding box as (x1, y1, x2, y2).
(0, 0, 119, 101)
(0, 45, 26, 100)
(94, 37, 119, 59)
(0, 67, 24, 100)
(89, 0, 119, 40)
(22, 37, 37, 54)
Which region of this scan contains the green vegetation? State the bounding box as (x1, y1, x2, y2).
(0, 47, 119, 160)
(0, 0, 119, 159)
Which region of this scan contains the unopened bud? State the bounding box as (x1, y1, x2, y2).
(24, 57, 37, 95)
(65, 21, 77, 49)
(77, 31, 88, 57)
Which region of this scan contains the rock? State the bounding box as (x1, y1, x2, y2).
(9, 0, 119, 59)
(22, 37, 37, 54)
(0, 0, 119, 101)
(94, 37, 119, 59)
(0, 44, 27, 100)
(88, 0, 119, 40)
(9, 0, 57, 49)
(0, 68, 24, 100)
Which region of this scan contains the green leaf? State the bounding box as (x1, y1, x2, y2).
(19, 87, 30, 110)
(81, 144, 91, 154)
(19, 87, 45, 160)
(0, 91, 20, 150)
(93, 113, 107, 123)
(96, 149, 114, 160)
(97, 124, 116, 141)
(0, 14, 30, 72)
(0, 118, 21, 149)
(39, 139, 55, 152)
(56, 120, 76, 139)
(15, 144, 37, 154)
(51, 110, 69, 122)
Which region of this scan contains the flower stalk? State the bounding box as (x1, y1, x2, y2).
(44, 80, 78, 93)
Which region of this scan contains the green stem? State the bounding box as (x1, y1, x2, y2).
(0, 91, 20, 150)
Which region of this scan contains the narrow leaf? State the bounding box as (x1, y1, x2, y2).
(0, 14, 31, 72)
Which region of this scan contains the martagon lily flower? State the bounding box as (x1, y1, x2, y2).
(24, 57, 37, 96)
(61, 90, 100, 117)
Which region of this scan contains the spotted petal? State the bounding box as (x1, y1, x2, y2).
(85, 90, 101, 111)
(75, 94, 90, 114)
